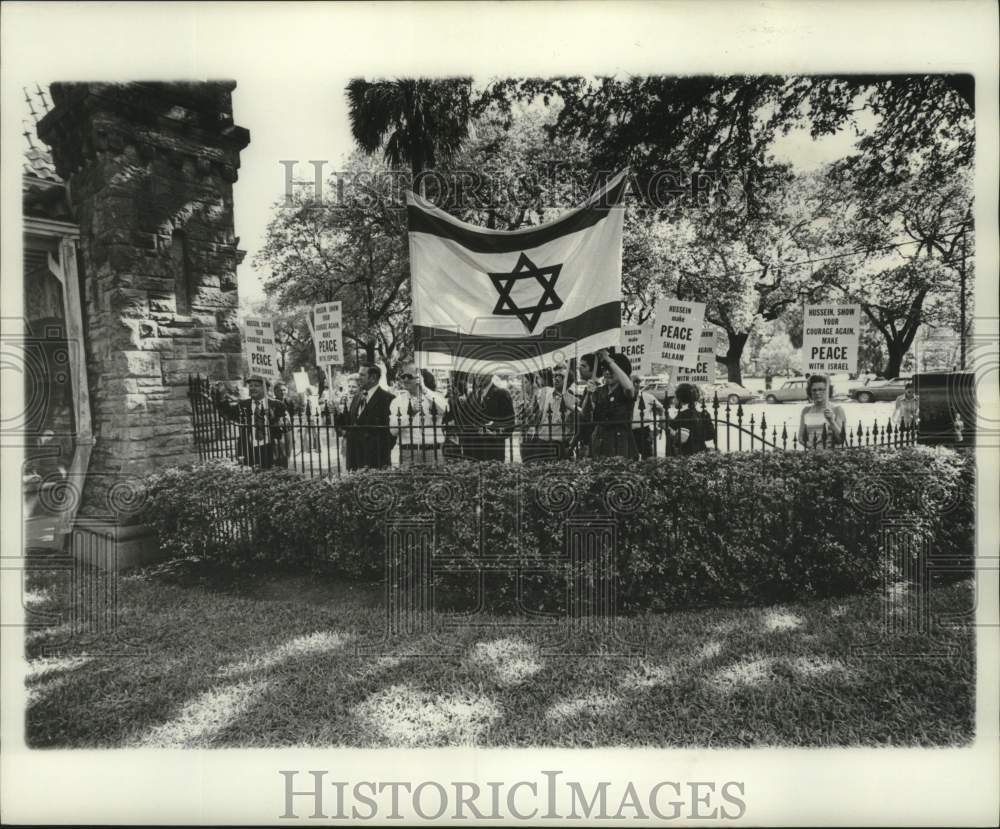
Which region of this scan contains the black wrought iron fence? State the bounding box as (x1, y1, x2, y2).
(187, 375, 918, 476)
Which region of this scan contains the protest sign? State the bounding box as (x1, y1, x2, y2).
(293, 369, 311, 394)
(619, 324, 651, 376)
(802, 303, 861, 374)
(675, 326, 718, 384)
(312, 301, 344, 367)
(648, 298, 706, 374)
(242, 317, 280, 381)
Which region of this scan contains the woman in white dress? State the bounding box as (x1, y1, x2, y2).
(798, 374, 847, 448)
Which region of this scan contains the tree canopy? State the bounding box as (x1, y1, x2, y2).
(254, 152, 411, 375)
(478, 74, 974, 206)
(346, 78, 473, 188)
(258, 73, 973, 381)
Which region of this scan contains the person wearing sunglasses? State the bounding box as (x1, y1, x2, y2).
(390, 360, 449, 466)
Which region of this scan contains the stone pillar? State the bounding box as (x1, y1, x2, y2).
(37, 82, 250, 516)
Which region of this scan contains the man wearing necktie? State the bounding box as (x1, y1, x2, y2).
(459, 373, 515, 462)
(208, 374, 290, 469)
(338, 365, 397, 471)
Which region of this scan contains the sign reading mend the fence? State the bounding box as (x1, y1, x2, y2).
(619, 324, 651, 376)
(802, 303, 861, 374)
(242, 317, 280, 381)
(312, 301, 344, 367)
(675, 327, 717, 384)
(649, 299, 706, 374)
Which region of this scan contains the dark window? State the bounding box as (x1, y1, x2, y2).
(171, 229, 191, 315)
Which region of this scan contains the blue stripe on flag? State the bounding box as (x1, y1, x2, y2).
(407, 175, 629, 254)
(414, 300, 621, 358)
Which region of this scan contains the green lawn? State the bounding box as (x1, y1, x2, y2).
(23, 567, 975, 748)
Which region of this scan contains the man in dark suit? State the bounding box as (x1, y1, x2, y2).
(338, 365, 396, 471)
(210, 375, 290, 469)
(464, 374, 515, 462)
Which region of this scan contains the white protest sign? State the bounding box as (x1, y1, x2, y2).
(675, 326, 718, 384)
(312, 301, 344, 367)
(293, 369, 311, 394)
(619, 324, 651, 376)
(649, 298, 707, 374)
(242, 317, 281, 381)
(802, 303, 861, 374)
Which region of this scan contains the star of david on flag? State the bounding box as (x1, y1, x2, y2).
(406, 169, 628, 375)
(488, 253, 563, 332)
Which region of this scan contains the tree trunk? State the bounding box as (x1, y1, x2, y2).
(884, 341, 907, 380)
(718, 331, 749, 384)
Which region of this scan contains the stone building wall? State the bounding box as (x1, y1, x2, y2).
(37, 82, 250, 515)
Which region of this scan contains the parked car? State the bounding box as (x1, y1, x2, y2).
(763, 377, 809, 404)
(848, 375, 913, 402)
(641, 380, 672, 404)
(700, 382, 758, 405)
(642, 380, 756, 406)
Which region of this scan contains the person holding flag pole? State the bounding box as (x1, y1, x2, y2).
(589, 349, 638, 458)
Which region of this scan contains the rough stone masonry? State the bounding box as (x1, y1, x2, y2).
(37, 82, 250, 518)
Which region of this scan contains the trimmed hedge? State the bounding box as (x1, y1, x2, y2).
(139, 447, 975, 611)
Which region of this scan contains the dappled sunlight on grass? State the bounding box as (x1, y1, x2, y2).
(707, 619, 740, 637)
(618, 660, 679, 690)
(467, 638, 542, 686)
(23, 570, 975, 748)
(693, 640, 723, 662)
(218, 631, 350, 679)
(132, 679, 267, 748)
(26, 655, 92, 681)
(25, 622, 74, 647)
(353, 684, 501, 746)
(24, 587, 54, 607)
(352, 655, 402, 681)
(709, 656, 777, 693)
(763, 609, 805, 632)
(546, 691, 623, 723)
(25, 656, 94, 705)
(789, 656, 850, 679)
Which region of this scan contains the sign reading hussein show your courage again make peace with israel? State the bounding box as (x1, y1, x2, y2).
(649, 298, 707, 374)
(311, 301, 344, 367)
(242, 317, 281, 381)
(802, 303, 861, 374)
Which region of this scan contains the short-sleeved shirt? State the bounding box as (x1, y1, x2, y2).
(591, 383, 634, 426)
(589, 384, 638, 458)
(390, 389, 449, 446)
(632, 391, 663, 427)
(531, 386, 578, 441)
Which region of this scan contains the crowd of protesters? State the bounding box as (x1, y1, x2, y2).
(204, 352, 861, 472)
